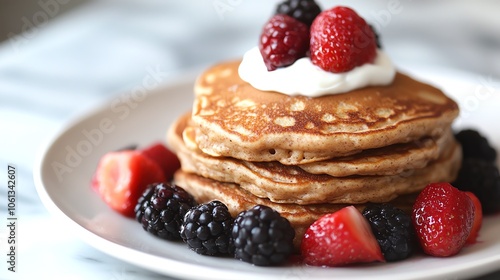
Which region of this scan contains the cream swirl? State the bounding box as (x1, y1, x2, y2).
(238, 46, 396, 97)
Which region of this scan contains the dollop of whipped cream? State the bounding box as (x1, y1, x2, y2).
(238, 46, 396, 97)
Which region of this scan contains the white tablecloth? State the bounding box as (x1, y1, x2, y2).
(1, 0, 499, 279)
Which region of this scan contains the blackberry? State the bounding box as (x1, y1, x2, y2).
(455, 129, 497, 162)
(362, 204, 415, 262)
(369, 24, 382, 49)
(453, 158, 500, 214)
(114, 144, 137, 151)
(180, 201, 234, 256)
(275, 0, 321, 27)
(135, 182, 197, 240)
(232, 205, 295, 266)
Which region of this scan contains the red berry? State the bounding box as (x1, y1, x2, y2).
(92, 150, 166, 217)
(310, 6, 377, 73)
(465, 192, 482, 245)
(259, 14, 309, 71)
(301, 206, 384, 266)
(412, 182, 475, 257)
(140, 142, 180, 180)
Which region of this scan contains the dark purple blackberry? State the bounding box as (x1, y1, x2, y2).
(369, 24, 382, 49)
(275, 0, 321, 27)
(135, 182, 197, 240)
(114, 144, 137, 151)
(180, 201, 234, 256)
(362, 204, 415, 262)
(453, 158, 500, 214)
(232, 205, 294, 266)
(455, 129, 497, 162)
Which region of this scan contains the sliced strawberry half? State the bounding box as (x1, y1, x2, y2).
(92, 150, 166, 217)
(140, 142, 181, 180)
(301, 206, 384, 266)
(465, 191, 483, 245)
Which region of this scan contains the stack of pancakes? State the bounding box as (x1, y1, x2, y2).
(167, 60, 461, 248)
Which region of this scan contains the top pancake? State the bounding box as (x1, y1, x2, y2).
(191, 60, 459, 165)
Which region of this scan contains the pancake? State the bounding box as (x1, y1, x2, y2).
(173, 170, 417, 249)
(190, 60, 459, 165)
(184, 114, 453, 177)
(168, 112, 462, 205)
(298, 129, 452, 176)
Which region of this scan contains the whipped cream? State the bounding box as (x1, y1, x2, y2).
(238, 46, 396, 97)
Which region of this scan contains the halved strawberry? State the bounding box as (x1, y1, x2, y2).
(465, 191, 483, 245)
(140, 142, 180, 180)
(301, 206, 384, 266)
(412, 182, 475, 257)
(92, 150, 166, 217)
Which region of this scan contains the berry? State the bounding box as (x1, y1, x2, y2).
(115, 144, 138, 151)
(310, 6, 377, 73)
(465, 192, 483, 245)
(453, 158, 500, 214)
(232, 205, 295, 266)
(301, 206, 384, 267)
(180, 201, 234, 256)
(92, 150, 166, 217)
(275, 0, 321, 27)
(412, 182, 475, 257)
(141, 142, 181, 180)
(135, 182, 197, 240)
(455, 129, 497, 162)
(369, 24, 382, 49)
(362, 204, 415, 262)
(259, 14, 309, 71)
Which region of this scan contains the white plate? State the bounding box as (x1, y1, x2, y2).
(34, 67, 500, 280)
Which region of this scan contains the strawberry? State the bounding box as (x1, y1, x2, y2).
(301, 206, 384, 266)
(140, 142, 181, 180)
(465, 191, 483, 245)
(412, 182, 475, 257)
(310, 6, 377, 73)
(92, 150, 166, 217)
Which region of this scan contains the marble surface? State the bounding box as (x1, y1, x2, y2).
(1, 0, 499, 279)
